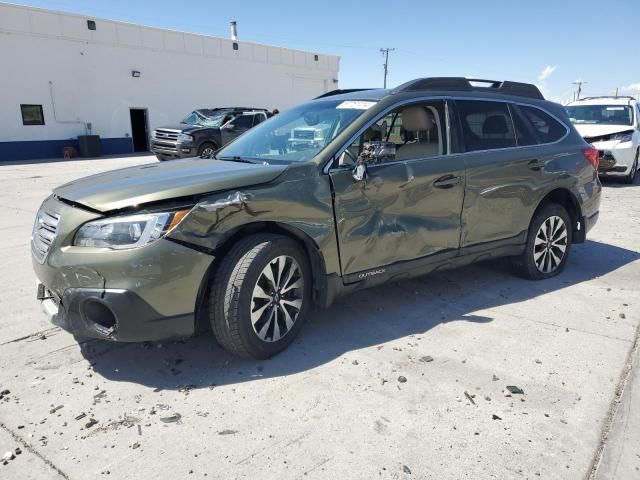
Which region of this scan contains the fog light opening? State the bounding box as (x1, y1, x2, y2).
(82, 300, 117, 334)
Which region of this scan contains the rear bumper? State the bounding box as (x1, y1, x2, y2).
(37, 285, 194, 341)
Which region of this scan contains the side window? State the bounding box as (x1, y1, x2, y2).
(229, 115, 254, 130)
(519, 106, 567, 144)
(510, 105, 538, 146)
(457, 101, 516, 152)
(636, 105, 640, 129)
(252, 114, 265, 127)
(339, 101, 446, 166)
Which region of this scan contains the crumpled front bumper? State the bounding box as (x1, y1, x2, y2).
(32, 196, 214, 342)
(593, 140, 636, 175)
(35, 284, 196, 341)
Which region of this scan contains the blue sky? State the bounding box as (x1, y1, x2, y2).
(10, 0, 640, 102)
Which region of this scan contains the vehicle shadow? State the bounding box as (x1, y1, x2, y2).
(78, 239, 639, 390)
(601, 175, 640, 188)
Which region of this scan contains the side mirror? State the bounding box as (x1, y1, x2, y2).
(352, 162, 367, 182)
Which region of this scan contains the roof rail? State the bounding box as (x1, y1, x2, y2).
(393, 77, 545, 100)
(577, 96, 636, 102)
(314, 89, 374, 99)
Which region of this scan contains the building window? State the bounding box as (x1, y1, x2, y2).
(314, 54, 319, 61)
(87, 20, 96, 30)
(21, 105, 45, 126)
(233, 42, 239, 50)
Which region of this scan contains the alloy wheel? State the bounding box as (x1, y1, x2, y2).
(250, 255, 304, 342)
(533, 215, 568, 273)
(200, 147, 215, 158)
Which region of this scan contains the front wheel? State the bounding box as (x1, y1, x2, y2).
(209, 234, 311, 359)
(198, 142, 217, 158)
(511, 203, 572, 280)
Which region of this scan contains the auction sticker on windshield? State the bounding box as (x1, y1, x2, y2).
(336, 101, 377, 110)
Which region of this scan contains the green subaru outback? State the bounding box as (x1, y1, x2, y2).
(32, 78, 601, 359)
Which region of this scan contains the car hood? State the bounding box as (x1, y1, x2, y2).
(573, 124, 634, 138)
(53, 159, 287, 212)
(155, 124, 217, 133)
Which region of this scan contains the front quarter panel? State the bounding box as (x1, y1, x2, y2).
(167, 163, 341, 275)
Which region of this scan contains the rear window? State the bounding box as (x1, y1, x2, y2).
(457, 100, 516, 152)
(520, 106, 567, 143)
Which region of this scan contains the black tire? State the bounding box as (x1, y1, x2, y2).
(197, 142, 217, 158)
(623, 150, 638, 184)
(511, 203, 572, 280)
(209, 234, 312, 359)
(155, 154, 169, 161)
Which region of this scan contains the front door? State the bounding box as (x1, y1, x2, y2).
(220, 113, 256, 146)
(329, 100, 465, 280)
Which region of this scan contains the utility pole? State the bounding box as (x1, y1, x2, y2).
(572, 80, 587, 100)
(380, 48, 395, 88)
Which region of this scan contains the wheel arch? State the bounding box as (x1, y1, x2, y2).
(193, 221, 330, 330)
(532, 188, 583, 243)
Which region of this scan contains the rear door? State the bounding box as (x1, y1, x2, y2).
(454, 99, 564, 250)
(329, 100, 466, 280)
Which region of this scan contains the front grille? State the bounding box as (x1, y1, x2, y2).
(153, 129, 180, 141)
(293, 130, 315, 140)
(31, 209, 60, 264)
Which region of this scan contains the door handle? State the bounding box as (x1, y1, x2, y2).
(433, 175, 461, 189)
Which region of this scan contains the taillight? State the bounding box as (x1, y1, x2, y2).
(582, 146, 599, 170)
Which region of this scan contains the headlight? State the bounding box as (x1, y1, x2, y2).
(612, 132, 633, 143)
(74, 209, 190, 249)
(177, 133, 194, 143)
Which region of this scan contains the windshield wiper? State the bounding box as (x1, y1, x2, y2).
(218, 156, 262, 164)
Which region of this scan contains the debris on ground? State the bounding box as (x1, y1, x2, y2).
(505, 385, 525, 395)
(403, 465, 412, 474)
(218, 429, 238, 435)
(619, 313, 626, 319)
(85, 418, 98, 429)
(160, 413, 182, 424)
(492, 414, 502, 420)
(464, 391, 476, 405)
(535, 359, 542, 364)
(49, 405, 64, 414)
(352, 360, 359, 365)
(131, 442, 140, 450)
(492, 375, 499, 381)
(75, 412, 87, 421)
(419, 356, 434, 363)
(178, 384, 195, 395)
(398, 376, 407, 383)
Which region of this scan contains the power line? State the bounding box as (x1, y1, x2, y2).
(380, 48, 395, 88)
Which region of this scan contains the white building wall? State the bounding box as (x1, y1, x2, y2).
(0, 3, 340, 159)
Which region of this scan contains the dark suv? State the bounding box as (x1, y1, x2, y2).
(32, 77, 601, 359)
(151, 107, 269, 160)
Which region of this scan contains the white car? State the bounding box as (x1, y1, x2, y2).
(566, 96, 640, 183)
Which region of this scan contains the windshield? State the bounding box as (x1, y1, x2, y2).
(216, 99, 376, 163)
(181, 110, 227, 127)
(566, 105, 634, 126)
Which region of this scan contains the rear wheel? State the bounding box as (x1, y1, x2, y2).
(209, 234, 311, 359)
(623, 150, 638, 184)
(511, 203, 572, 280)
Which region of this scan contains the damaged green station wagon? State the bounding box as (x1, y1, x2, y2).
(32, 78, 601, 359)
